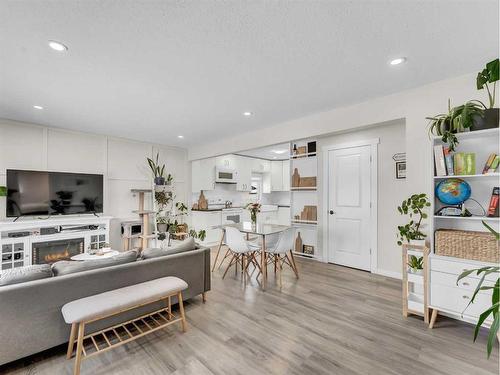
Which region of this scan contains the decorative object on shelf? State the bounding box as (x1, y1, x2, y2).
(296, 146, 307, 157)
(292, 144, 297, 156)
(156, 215, 168, 233)
(427, 99, 486, 151)
(396, 193, 431, 246)
(147, 152, 172, 185)
(303, 244, 314, 255)
(454, 152, 476, 175)
(299, 206, 317, 221)
(292, 168, 300, 187)
(395, 161, 406, 179)
(457, 221, 499, 358)
(435, 228, 499, 263)
(299, 176, 317, 188)
(473, 58, 499, 131)
(245, 202, 261, 226)
(295, 232, 303, 253)
(487, 187, 499, 217)
(435, 178, 471, 206)
(402, 244, 430, 324)
(307, 141, 316, 157)
(197, 190, 208, 210)
(482, 153, 498, 174)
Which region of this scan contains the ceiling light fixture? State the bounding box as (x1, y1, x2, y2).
(48, 40, 68, 51)
(389, 57, 406, 66)
(33, 105, 44, 110)
(177, 135, 184, 139)
(272, 149, 288, 154)
(243, 111, 252, 117)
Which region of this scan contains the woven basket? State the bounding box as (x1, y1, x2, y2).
(435, 229, 499, 263)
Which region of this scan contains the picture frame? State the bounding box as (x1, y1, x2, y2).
(396, 161, 406, 179)
(303, 245, 314, 255)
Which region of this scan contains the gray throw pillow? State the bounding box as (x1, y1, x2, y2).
(0, 264, 52, 286)
(141, 237, 196, 260)
(52, 250, 138, 276)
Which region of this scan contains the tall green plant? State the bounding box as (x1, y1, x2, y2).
(396, 194, 431, 245)
(457, 221, 499, 358)
(0, 186, 6, 197)
(147, 152, 165, 179)
(477, 58, 499, 108)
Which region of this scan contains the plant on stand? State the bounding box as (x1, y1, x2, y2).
(457, 221, 499, 358)
(407, 255, 424, 275)
(245, 203, 261, 226)
(397, 193, 431, 247)
(147, 152, 166, 185)
(189, 229, 207, 242)
(475, 58, 499, 130)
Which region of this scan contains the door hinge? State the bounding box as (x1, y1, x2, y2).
(370, 155, 372, 162)
(369, 202, 372, 208)
(369, 248, 372, 254)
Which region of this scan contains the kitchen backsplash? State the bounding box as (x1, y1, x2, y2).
(191, 184, 290, 207)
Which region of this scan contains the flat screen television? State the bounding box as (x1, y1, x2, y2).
(6, 170, 104, 217)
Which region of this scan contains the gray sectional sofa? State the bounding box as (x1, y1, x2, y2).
(0, 245, 211, 366)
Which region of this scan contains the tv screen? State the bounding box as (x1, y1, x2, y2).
(6, 170, 103, 217)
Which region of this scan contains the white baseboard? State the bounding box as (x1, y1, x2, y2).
(374, 268, 402, 280)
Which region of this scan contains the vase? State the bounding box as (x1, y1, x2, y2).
(157, 223, 168, 233)
(250, 211, 257, 226)
(154, 176, 165, 185)
(471, 108, 499, 131)
(409, 239, 426, 247)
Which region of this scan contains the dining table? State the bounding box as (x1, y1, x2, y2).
(213, 221, 293, 290)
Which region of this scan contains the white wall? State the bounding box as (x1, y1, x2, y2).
(188, 72, 497, 278)
(0, 119, 189, 226)
(317, 120, 406, 277)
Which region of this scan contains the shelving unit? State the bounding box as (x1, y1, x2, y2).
(289, 139, 319, 260)
(402, 244, 430, 323)
(130, 188, 156, 251)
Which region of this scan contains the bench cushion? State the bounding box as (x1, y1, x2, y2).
(61, 276, 188, 324)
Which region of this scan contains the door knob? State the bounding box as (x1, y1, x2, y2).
(329, 210, 335, 215)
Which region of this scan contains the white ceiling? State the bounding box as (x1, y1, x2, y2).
(0, 1, 498, 147)
(238, 143, 290, 160)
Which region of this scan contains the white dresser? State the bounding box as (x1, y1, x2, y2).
(429, 254, 496, 325)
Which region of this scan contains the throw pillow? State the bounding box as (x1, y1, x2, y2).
(52, 250, 138, 276)
(0, 264, 52, 286)
(141, 237, 196, 260)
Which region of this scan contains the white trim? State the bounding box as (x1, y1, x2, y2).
(322, 138, 379, 273)
(374, 268, 401, 280)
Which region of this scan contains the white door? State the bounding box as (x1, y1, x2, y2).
(327, 145, 371, 270)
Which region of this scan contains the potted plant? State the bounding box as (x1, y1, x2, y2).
(407, 255, 424, 275)
(0, 186, 6, 197)
(245, 202, 261, 226)
(174, 202, 189, 233)
(189, 229, 207, 242)
(457, 221, 499, 358)
(427, 99, 486, 151)
(473, 58, 499, 130)
(147, 152, 166, 185)
(155, 190, 173, 210)
(397, 193, 431, 246)
(156, 215, 168, 233)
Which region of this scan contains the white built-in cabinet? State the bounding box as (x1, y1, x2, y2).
(234, 156, 252, 192)
(271, 160, 283, 191)
(191, 157, 216, 193)
(215, 155, 237, 170)
(282, 160, 290, 191)
(251, 158, 271, 173)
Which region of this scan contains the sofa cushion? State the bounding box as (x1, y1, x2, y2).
(52, 250, 138, 276)
(0, 264, 52, 286)
(142, 237, 196, 260)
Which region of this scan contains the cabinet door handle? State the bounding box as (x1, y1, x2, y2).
(462, 295, 470, 299)
(462, 282, 470, 286)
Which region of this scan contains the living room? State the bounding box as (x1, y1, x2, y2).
(0, 1, 499, 375)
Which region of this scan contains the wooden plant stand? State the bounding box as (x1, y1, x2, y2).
(402, 244, 430, 324)
(131, 189, 155, 251)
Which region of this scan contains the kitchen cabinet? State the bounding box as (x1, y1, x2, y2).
(215, 154, 237, 170)
(282, 160, 290, 191)
(277, 206, 291, 225)
(251, 158, 270, 173)
(191, 157, 216, 193)
(234, 155, 252, 192)
(191, 211, 222, 245)
(271, 160, 283, 191)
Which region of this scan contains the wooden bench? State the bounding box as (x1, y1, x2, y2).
(62, 276, 188, 375)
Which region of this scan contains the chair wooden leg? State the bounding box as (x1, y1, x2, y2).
(178, 291, 187, 332)
(222, 254, 237, 279)
(274, 255, 277, 274)
(73, 322, 85, 375)
(429, 309, 438, 329)
(66, 323, 77, 359)
(202, 292, 207, 303)
(217, 248, 232, 270)
(279, 256, 283, 289)
(212, 234, 225, 272)
(242, 255, 246, 285)
(288, 251, 299, 278)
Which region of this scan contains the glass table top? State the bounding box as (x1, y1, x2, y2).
(218, 222, 291, 235)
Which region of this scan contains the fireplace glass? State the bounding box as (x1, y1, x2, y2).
(32, 238, 84, 264)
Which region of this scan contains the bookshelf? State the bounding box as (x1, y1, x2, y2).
(290, 138, 319, 260)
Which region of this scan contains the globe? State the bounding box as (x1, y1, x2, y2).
(435, 178, 471, 205)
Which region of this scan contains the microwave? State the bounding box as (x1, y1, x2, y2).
(215, 167, 237, 184)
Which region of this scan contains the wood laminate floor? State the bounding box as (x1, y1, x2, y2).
(2, 249, 498, 375)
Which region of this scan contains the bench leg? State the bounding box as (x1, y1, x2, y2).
(178, 291, 187, 332)
(73, 322, 85, 375)
(66, 323, 77, 359)
(202, 292, 207, 303)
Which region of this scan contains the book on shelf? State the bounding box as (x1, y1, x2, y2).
(443, 146, 454, 176)
(454, 152, 475, 175)
(487, 155, 499, 174)
(482, 153, 497, 174)
(487, 187, 499, 217)
(433, 145, 446, 176)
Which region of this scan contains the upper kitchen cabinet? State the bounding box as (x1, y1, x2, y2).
(271, 160, 284, 191)
(234, 155, 252, 192)
(191, 157, 216, 193)
(282, 159, 290, 191)
(215, 154, 237, 170)
(250, 158, 270, 173)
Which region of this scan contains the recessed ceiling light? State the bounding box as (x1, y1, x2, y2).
(272, 149, 288, 154)
(177, 135, 184, 139)
(243, 111, 252, 117)
(33, 105, 44, 110)
(272, 156, 277, 159)
(48, 40, 68, 51)
(389, 57, 406, 66)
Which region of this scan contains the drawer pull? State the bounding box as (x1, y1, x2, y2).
(462, 295, 470, 299)
(462, 282, 470, 286)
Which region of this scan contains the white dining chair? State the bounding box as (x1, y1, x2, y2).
(223, 226, 261, 284)
(265, 228, 299, 288)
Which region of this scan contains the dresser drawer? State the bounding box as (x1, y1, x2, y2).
(431, 283, 493, 319)
(430, 256, 497, 281)
(431, 271, 496, 292)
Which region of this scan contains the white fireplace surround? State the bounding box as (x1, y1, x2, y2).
(0, 215, 112, 273)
